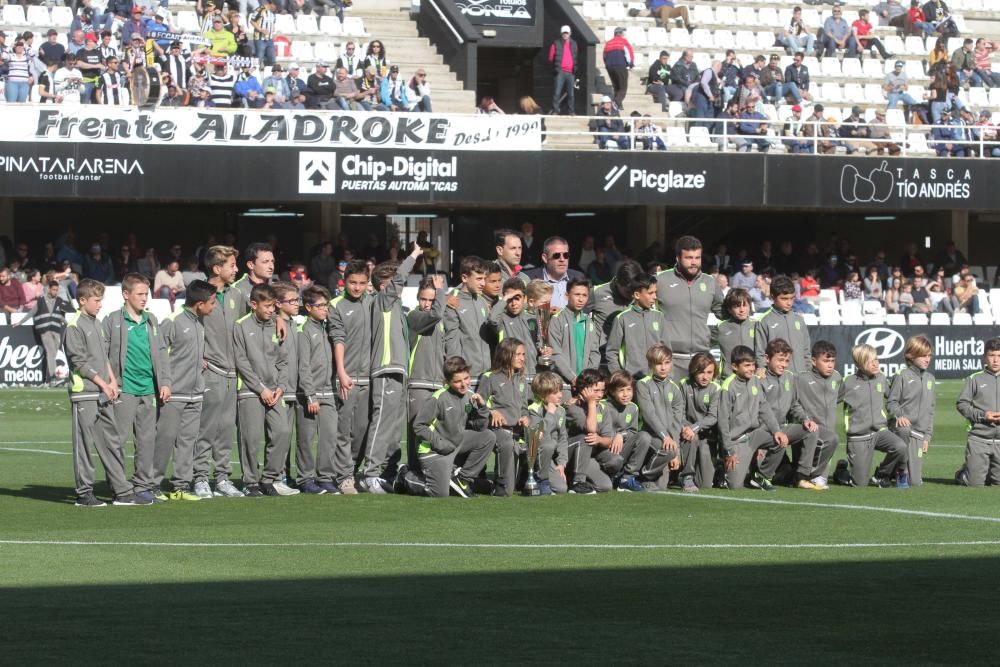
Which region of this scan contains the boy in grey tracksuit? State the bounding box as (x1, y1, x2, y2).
(233, 294, 290, 495)
(527, 393, 570, 495)
(888, 346, 936, 486)
(565, 385, 624, 493)
(152, 285, 213, 498)
(589, 277, 632, 359)
(678, 375, 719, 490)
(760, 355, 822, 489)
(103, 277, 171, 499)
(655, 265, 725, 381)
(605, 275, 668, 379)
(956, 339, 1000, 487)
(488, 281, 542, 378)
(328, 262, 373, 484)
(64, 280, 134, 506)
(479, 365, 531, 496)
(360, 245, 423, 491)
(194, 276, 247, 495)
(753, 277, 811, 375)
(718, 346, 786, 490)
(549, 279, 601, 390)
(443, 258, 492, 383)
(634, 365, 683, 489)
(407, 278, 448, 468)
(842, 349, 907, 488)
(295, 286, 339, 494)
(600, 377, 652, 491)
(794, 342, 843, 484)
(412, 358, 495, 497)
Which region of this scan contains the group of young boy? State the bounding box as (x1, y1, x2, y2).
(64, 239, 1000, 507)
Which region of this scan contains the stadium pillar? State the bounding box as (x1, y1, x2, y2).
(628, 206, 666, 256)
(303, 201, 341, 257)
(950, 209, 969, 257)
(0, 198, 12, 241)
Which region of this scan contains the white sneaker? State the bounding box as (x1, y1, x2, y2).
(272, 481, 300, 496)
(214, 479, 244, 497)
(362, 477, 387, 495)
(338, 478, 358, 495)
(810, 476, 829, 490)
(193, 480, 213, 499)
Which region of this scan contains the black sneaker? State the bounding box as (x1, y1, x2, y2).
(750, 472, 776, 492)
(570, 481, 597, 495)
(869, 476, 893, 489)
(74, 493, 106, 508)
(449, 475, 473, 498)
(244, 484, 265, 497)
(260, 482, 280, 497)
(472, 476, 494, 495)
(393, 465, 410, 494)
(832, 459, 855, 486)
(955, 465, 970, 486)
(113, 492, 152, 506)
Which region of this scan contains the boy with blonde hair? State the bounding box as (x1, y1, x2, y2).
(888, 335, 936, 486)
(634, 343, 682, 490)
(527, 371, 570, 495)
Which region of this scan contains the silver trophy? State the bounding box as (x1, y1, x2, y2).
(535, 303, 554, 369)
(523, 421, 543, 496)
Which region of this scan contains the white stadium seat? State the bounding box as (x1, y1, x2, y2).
(604, 1, 627, 20)
(319, 16, 343, 35)
(51, 5, 73, 27)
(2, 5, 26, 24)
(908, 313, 929, 325)
(296, 14, 318, 34)
(341, 16, 368, 36)
(953, 312, 973, 325)
(974, 313, 995, 325)
(274, 13, 296, 34)
(929, 312, 950, 325)
(25, 5, 49, 24)
(886, 314, 906, 326)
(582, 0, 604, 20)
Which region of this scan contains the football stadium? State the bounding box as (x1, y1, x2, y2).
(2, 0, 1000, 661)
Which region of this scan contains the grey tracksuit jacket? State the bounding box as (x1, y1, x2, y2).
(280, 316, 299, 400)
(605, 304, 668, 377)
(887, 364, 936, 440)
(714, 317, 756, 376)
(296, 317, 335, 403)
(679, 377, 719, 434)
(407, 288, 447, 390)
(327, 291, 372, 384)
(635, 374, 683, 442)
(842, 372, 889, 437)
(414, 388, 489, 454)
(528, 402, 569, 466)
(957, 369, 1000, 441)
(370, 255, 417, 377)
(794, 367, 843, 430)
(548, 308, 601, 384)
(443, 288, 491, 378)
(233, 313, 287, 400)
(161, 308, 205, 401)
(565, 401, 615, 440)
(65, 311, 112, 397)
(760, 369, 808, 426)
(598, 399, 640, 438)
(655, 268, 725, 355)
(103, 308, 170, 394)
(479, 370, 530, 425)
(754, 307, 811, 374)
(488, 300, 540, 373)
(203, 284, 247, 374)
(589, 279, 632, 346)
(718, 374, 781, 456)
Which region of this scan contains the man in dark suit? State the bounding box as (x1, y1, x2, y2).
(521, 236, 586, 309)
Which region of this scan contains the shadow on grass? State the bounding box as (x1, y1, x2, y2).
(4, 557, 1000, 663)
(0, 484, 77, 504)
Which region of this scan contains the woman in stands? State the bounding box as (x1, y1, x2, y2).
(364, 40, 389, 83)
(407, 68, 432, 112)
(928, 36, 949, 76)
(228, 12, 252, 58)
(2, 40, 32, 103)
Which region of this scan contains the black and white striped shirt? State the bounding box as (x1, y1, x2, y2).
(161, 53, 188, 89)
(97, 71, 131, 105)
(209, 71, 236, 107)
(99, 44, 119, 62)
(250, 6, 275, 41)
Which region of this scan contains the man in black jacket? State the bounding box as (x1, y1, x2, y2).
(646, 50, 671, 110)
(667, 48, 698, 102)
(521, 237, 586, 310)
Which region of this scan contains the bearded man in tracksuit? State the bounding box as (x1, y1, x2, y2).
(357, 242, 424, 494)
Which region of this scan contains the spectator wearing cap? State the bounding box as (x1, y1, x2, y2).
(869, 109, 901, 155)
(731, 260, 757, 291)
(208, 60, 237, 107)
(285, 62, 308, 107)
(121, 7, 148, 47)
(147, 8, 175, 52)
(159, 40, 188, 89)
(125, 33, 150, 70)
(782, 104, 813, 154)
(884, 60, 918, 114)
(784, 51, 812, 102)
(380, 64, 410, 111)
(839, 106, 877, 155)
(71, 2, 101, 39)
(761, 53, 802, 106)
(974, 110, 1000, 157)
(603, 26, 635, 110)
(38, 29, 66, 68)
(407, 68, 432, 112)
(547, 25, 577, 114)
(234, 63, 264, 107)
(646, 50, 671, 111)
(305, 60, 335, 109)
(205, 14, 237, 57)
(76, 34, 103, 103)
(595, 96, 629, 150)
(262, 63, 291, 105)
(930, 109, 964, 156)
(630, 0, 694, 30)
(822, 6, 858, 57)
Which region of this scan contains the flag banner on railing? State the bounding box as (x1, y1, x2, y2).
(2, 107, 543, 151)
(145, 30, 212, 46)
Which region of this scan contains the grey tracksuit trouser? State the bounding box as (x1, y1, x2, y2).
(238, 397, 292, 486)
(621, 431, 654, 477)
(847, 430, 908, 487)
(491, 427, 519, 496)
(418, 430, 495, 497)
(113, 393, 157, 491)
(194, 370, 237, 484)
(336, 383, 370, 481)
(295, 397, 338, 485)
(407, 388, 436, 469)
(679, 436, 714, 489)
(71, 397, 131, 498)
(569, 438, 624, 492)
(153, 399, 202, 491)
(361, 375, 405, 480)
(963, 436, 1000, 487)
(725, 427, 786, 490)
(894, 427, 927, 486)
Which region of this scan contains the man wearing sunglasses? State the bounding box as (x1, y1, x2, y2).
(521, 236, 585, 309)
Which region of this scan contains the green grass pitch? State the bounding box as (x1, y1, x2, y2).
(2, 380, 1000, 664)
